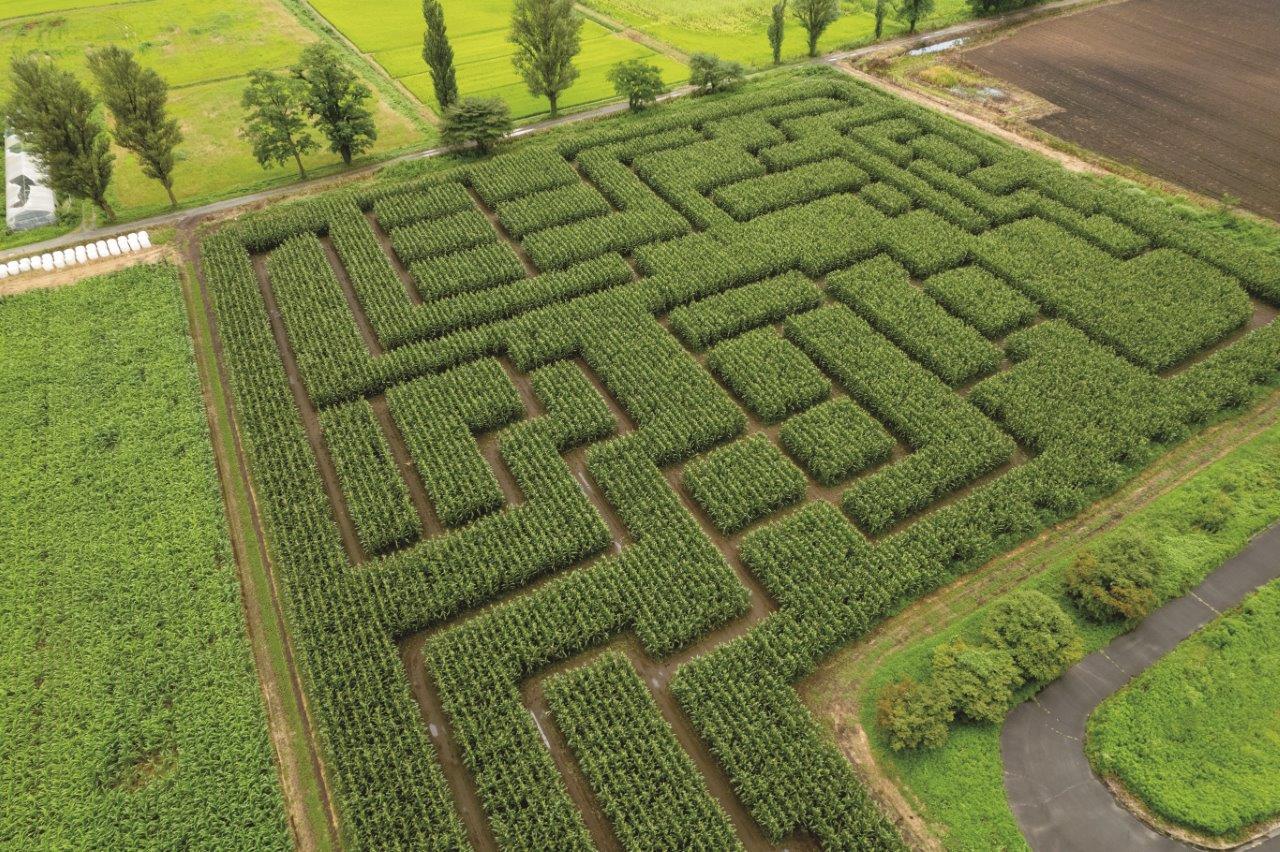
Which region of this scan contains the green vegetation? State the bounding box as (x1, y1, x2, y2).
(861, 417, 1280, 850)
(1088, 579, 1280, 841)
(0, 264, 287, 848)
(308, 0, 688, 118)
(199, 69, 1280, 849)
(0, 0, 422, 221)
(580, 0, 974, 66)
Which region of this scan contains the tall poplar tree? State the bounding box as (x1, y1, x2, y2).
(422, 0, 459, 109)
(509, 0, 582, 117)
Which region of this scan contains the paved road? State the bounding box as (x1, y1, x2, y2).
(0, 0, 1104, 263)
(1002, 522, 1280, 851)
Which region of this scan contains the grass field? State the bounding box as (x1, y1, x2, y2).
(0, 0, 424, 221)
(581, 0, 973, 66)
(198, 67, 1280, 848)
(858, 416, 1280, 850)
(307, 0, 687, 118)
(1087, 578, 1280, 841)
(0, 263, 288, 848)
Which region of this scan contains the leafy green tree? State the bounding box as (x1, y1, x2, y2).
(606, 59, 665, 110)
(240, 69, 317, 179)
(689, 53, 746, 94)
(877, 677, 952, 751)
(932, 641, 1021, 723)
(509, 0, 582, 117)
(1066, 533, 1161, 622)
(982, 590, 1083, 683)
(875, 0, 890, 39)
(87, 46, 182, 208)
(293, 43, 377, 166)
(441, 97, 512, 153)
(767, 0, 787, 65)
(896, 0, 936, 33)
(422, 0, 459, 109)
(4, 55, 115, 220)
(791, 0, 839, 57)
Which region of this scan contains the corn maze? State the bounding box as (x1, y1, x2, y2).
(201, 72, 1280, 850)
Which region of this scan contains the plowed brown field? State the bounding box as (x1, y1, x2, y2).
(966, 0, 1280, 219)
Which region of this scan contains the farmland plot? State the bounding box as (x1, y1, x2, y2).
(201, 72, 1280, 849)
(309, 0, 687, 118)
(0, 265, 288, 848)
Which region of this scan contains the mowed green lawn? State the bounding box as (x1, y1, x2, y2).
(1087, 579, 1280, 840)
(0, 264, 289, 848)
(309, 0, 688, 119)
(581, 0, 973, 66)
(0, 0, 424, 220)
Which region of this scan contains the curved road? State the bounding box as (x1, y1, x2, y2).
(1002, 521, 1280, 851)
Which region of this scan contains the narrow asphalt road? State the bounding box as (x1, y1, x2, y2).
(1002, 521, 1280, 851)
(0, 0, 1105, 264)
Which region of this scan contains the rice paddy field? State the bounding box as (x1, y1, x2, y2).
(0, 0, 423, 219)
(307, 0, 688, 118)
(580, 0, 973, 66)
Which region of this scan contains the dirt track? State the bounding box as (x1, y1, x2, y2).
(965, 0, 1280, 220)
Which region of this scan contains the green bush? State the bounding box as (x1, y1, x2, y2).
(1065, 533, 1162, 622)
(931, 641, 1022, 723)
(981, 589, 1082, 682)
(876, 678, 953, 751)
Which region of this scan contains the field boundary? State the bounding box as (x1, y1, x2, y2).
(178, 230, 343, 851)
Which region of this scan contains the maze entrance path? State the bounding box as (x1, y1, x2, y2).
(200, 73, 1280, 850)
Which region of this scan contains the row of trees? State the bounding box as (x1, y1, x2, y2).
(3, 41, 379, 221)
(766, 0, 1041, 63)
(240, 43, 377, 180)
(5, 48, 179, 221)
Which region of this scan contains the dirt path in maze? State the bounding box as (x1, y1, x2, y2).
(177, 225, 342, 851)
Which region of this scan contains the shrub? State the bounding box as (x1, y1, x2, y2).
(1065, 533, 1161, 622)
(877, 678, 953, 751)
(981, 590, 1082, 683)
(931, 641, 1022, 723)
(440, 97, 512, 153)
(689, 53, 745, 94)
(1193, 490, 1234, 534)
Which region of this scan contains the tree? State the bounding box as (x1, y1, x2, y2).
(896, 0, 936, 34)
(293, 44, 377, 166)
(767, 0, 787, 65)
(966, 0, 1032, 13)
(689, 53, 745, 94)
(932, 641, 1021, 723)
(241, 69, 317, 179)
(441, 97, 512, 153)
(422, 0, 459, 109)
(606, 59, 664, 110)
(4, 55, 115, 220)
(87, 46, 182, 208)
(509, 0, 582, 117)
(791, 0, 839, 57)
(1065, 534, 1161, 622)
(982, 590, 1083, 683)
(877, 677, 952, 751)
(874, 0, 890, 39)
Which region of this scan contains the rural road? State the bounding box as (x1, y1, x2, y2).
(0, 0, 1105, 264)
(1002, 521, 1280, 851)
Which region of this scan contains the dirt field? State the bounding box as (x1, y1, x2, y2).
(965, 0, 1280, 220)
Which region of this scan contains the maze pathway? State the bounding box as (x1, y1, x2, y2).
(199, 75, 1280, 850)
